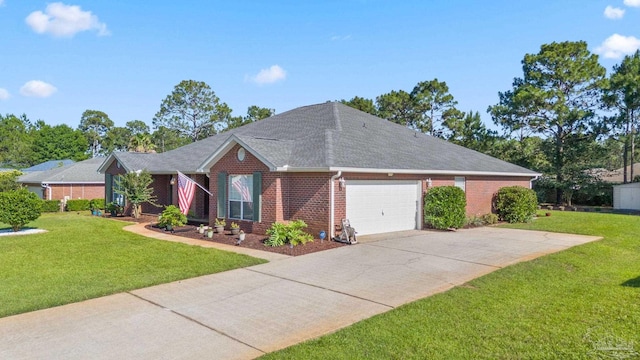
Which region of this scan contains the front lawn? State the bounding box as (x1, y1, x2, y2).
(261, 211, 640, 359)
(0, 212, 266, 318)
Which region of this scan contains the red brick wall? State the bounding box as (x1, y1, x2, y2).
(142, 174, 171, 215)
(46, 184, 104, 201)
(465, 176, 532, 216)
(284, 173, 332, 238)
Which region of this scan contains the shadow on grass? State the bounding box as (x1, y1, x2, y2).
(621, 276, 640, 288)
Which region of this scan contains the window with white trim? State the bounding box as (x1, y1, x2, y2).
(228, 175, 253, 220)
(454, 176, 466, 192)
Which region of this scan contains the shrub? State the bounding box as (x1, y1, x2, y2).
(0, 189, 42, 231)
(0, 170, 22, 192)
(42, 200, 61, 213)
(481, 213, 499, 225)
(494, 186, 538, 223)
(66, 199, 90, 211)
(265, 220, 314, 247)
(424, 186, 466, 230)
(157, 205, 187, 228)
(89, 198, 105, 210)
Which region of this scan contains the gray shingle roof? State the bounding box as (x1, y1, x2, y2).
(100, 102, 538, 176)
(21, 159, 75, 172)
(19, 157, 105, 184)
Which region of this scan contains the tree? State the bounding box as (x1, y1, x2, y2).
(488, 41, 606, 203)
(31, 124, 88, 163)
(341, 96, 377, 115)
(0, 114, 34, 168)
(114, 170, 158, 218)
(444, 111, 497, 152)
(79, 110, 114, 158)
(411, 79, 463, 137)
(125, 120, 150, 136)
(0, 170, 23, 192)
(103, 127, 132, 154)
(602, 50, 640, 183)
(128, 133, 156, 153)
(376, 90, 415, 127)
(153, 80, 231, 142)
(224, 105, 275, 131)
(0, 189, 42, 231)
(151, 126, 190, 153)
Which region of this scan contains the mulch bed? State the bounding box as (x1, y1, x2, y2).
(109, 214, 348, 256)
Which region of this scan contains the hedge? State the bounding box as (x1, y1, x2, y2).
(494, 186, 538, 223)
(66, 199, 91, 211)
(42, 200, 61, 213)
(424, 186, 466, 230)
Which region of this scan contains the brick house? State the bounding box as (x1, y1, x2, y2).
(98, 102, 539, 236)
(19, 157, 105, 201)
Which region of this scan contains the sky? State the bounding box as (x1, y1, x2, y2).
(1, 1, 640, 130)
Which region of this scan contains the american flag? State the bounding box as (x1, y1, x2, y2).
(177, 171, 196, 215)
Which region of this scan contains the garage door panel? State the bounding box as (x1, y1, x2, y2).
(346, 180, 420, 236)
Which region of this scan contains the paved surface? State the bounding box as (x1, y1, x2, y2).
(0, 227, 601, 359)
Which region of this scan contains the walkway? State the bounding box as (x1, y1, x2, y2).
(0, 227, 601, 360)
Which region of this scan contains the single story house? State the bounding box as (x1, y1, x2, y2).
(98, 102, 539, 236)
(19, 157, 105, 201)
(21, 159, 75, 173)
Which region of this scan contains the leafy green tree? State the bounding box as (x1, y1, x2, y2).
(151, 126, 190, 153)
(376, 90, 415, 127)
(128, 133, 156, 153)
(411, 79, 463, 137)
(488, 137, 550, 172)
(224, 105, 275, 131)
(341, 96, 377, 115)
(0, 114, 34, 168)
(602, 50, 640, 183)
(79, 110, 114, 158)
(0, 189, 42, 231)
(125, 120, 150, 136)
(114, 170, 158, 218)
(153, 80, 231, 142)
(488, 41, 606, 202)
(0, 170, 23, 192)
(31, 124, 88, 163)
(103, 127, 131, 153)
(444, 111, 497, 152)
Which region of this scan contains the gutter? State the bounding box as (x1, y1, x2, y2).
(330, 170, 342, 238)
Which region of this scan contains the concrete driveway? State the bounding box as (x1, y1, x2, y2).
(0, 228, 600, 360)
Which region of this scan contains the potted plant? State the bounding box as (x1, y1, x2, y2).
(106, 201, 122, 217)
(89, 199, 100, 216)
(198, 224, 205, 234)
(157, 205, 187, 232)
(238, 230, 245, 243)
(214, 218, 226, 233)
(207, 226, 214, 238)
(230, 222, 240, 235)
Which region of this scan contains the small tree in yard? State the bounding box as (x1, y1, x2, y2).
(0, 189, 42, 231)
(494, 186, 537, 223)
(114, 170, 159, 219)
(0, 170, 22, 192)
(424, 186, 466, 230)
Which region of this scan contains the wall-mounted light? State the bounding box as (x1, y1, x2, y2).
(170, 176, 176, 185)
(338, 177, 346, 189)
(426, 178, 432, 188)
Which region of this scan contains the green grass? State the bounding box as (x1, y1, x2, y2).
(261, 211, 640, 359)
(0, 212, 266, 318)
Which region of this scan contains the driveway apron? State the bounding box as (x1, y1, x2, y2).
(0, 228, 601, 359)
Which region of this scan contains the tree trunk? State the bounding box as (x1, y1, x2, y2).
(631, 109, 636, 182)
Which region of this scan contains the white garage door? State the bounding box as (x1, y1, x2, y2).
(346, 180, 420, 236)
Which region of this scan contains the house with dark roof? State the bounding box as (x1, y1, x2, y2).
(98, 102, 539, 236)
(21, 159, 75, 172)
(19, 158, 105, 201)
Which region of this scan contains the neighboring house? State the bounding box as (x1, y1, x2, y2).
(21, 159, 75, 173)
(99, 102, 539, 236)
(19, 158, 105, 201)
(595, 163, 640, 184)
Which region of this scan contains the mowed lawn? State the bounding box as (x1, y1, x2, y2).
(262, 211, 640, 359)
(0, 212, 266, 318)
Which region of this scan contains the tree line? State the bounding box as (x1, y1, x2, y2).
(2, 41, 639, 205)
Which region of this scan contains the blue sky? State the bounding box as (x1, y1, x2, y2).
(1, 1, 640, 130)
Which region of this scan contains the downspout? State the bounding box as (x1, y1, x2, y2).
(43, 183, 52, 200)
(330, 170, 342, 238)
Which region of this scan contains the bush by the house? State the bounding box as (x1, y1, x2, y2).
(0, 189, 42, 232)
(481, 213, 499, 225)
(494, 186, 538, 223)
(42, 200, 61, 213)
(265, 220, 314, 247)
(66, 199, 91, 211)
(89, 198, 105, 210)
(424, 186, 466, 230)
(157, 205, 187, 229)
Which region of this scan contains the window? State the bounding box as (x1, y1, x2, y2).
(112, 175, 125, 206)
(454, 176, 466, 192)
(228, 175, 253, 220)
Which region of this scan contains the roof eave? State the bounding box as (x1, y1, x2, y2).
(274, 166, 540, 177)
(197, 135, 278, 172)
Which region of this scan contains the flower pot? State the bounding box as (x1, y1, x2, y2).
(215, 225, 224, 234)
(231, 228, 240, 235)
(198, 226, 205, 234)
(166, 224, 173, 231)
(207, 230, 214, 238)
(238, 232, 246, 242)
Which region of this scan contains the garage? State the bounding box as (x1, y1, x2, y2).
(346, 180, 421, 236)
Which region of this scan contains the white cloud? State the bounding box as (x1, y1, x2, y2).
(595, 34, 640, 59)
(20, 80, 58, 98)
(624, 0, 640, 7)
(246, 65, 287, 85)
(25, 2, 109, 37)
(0, 88, 9, 100)
(331, 34, 352, 41)
(604, 6, 625, 19)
